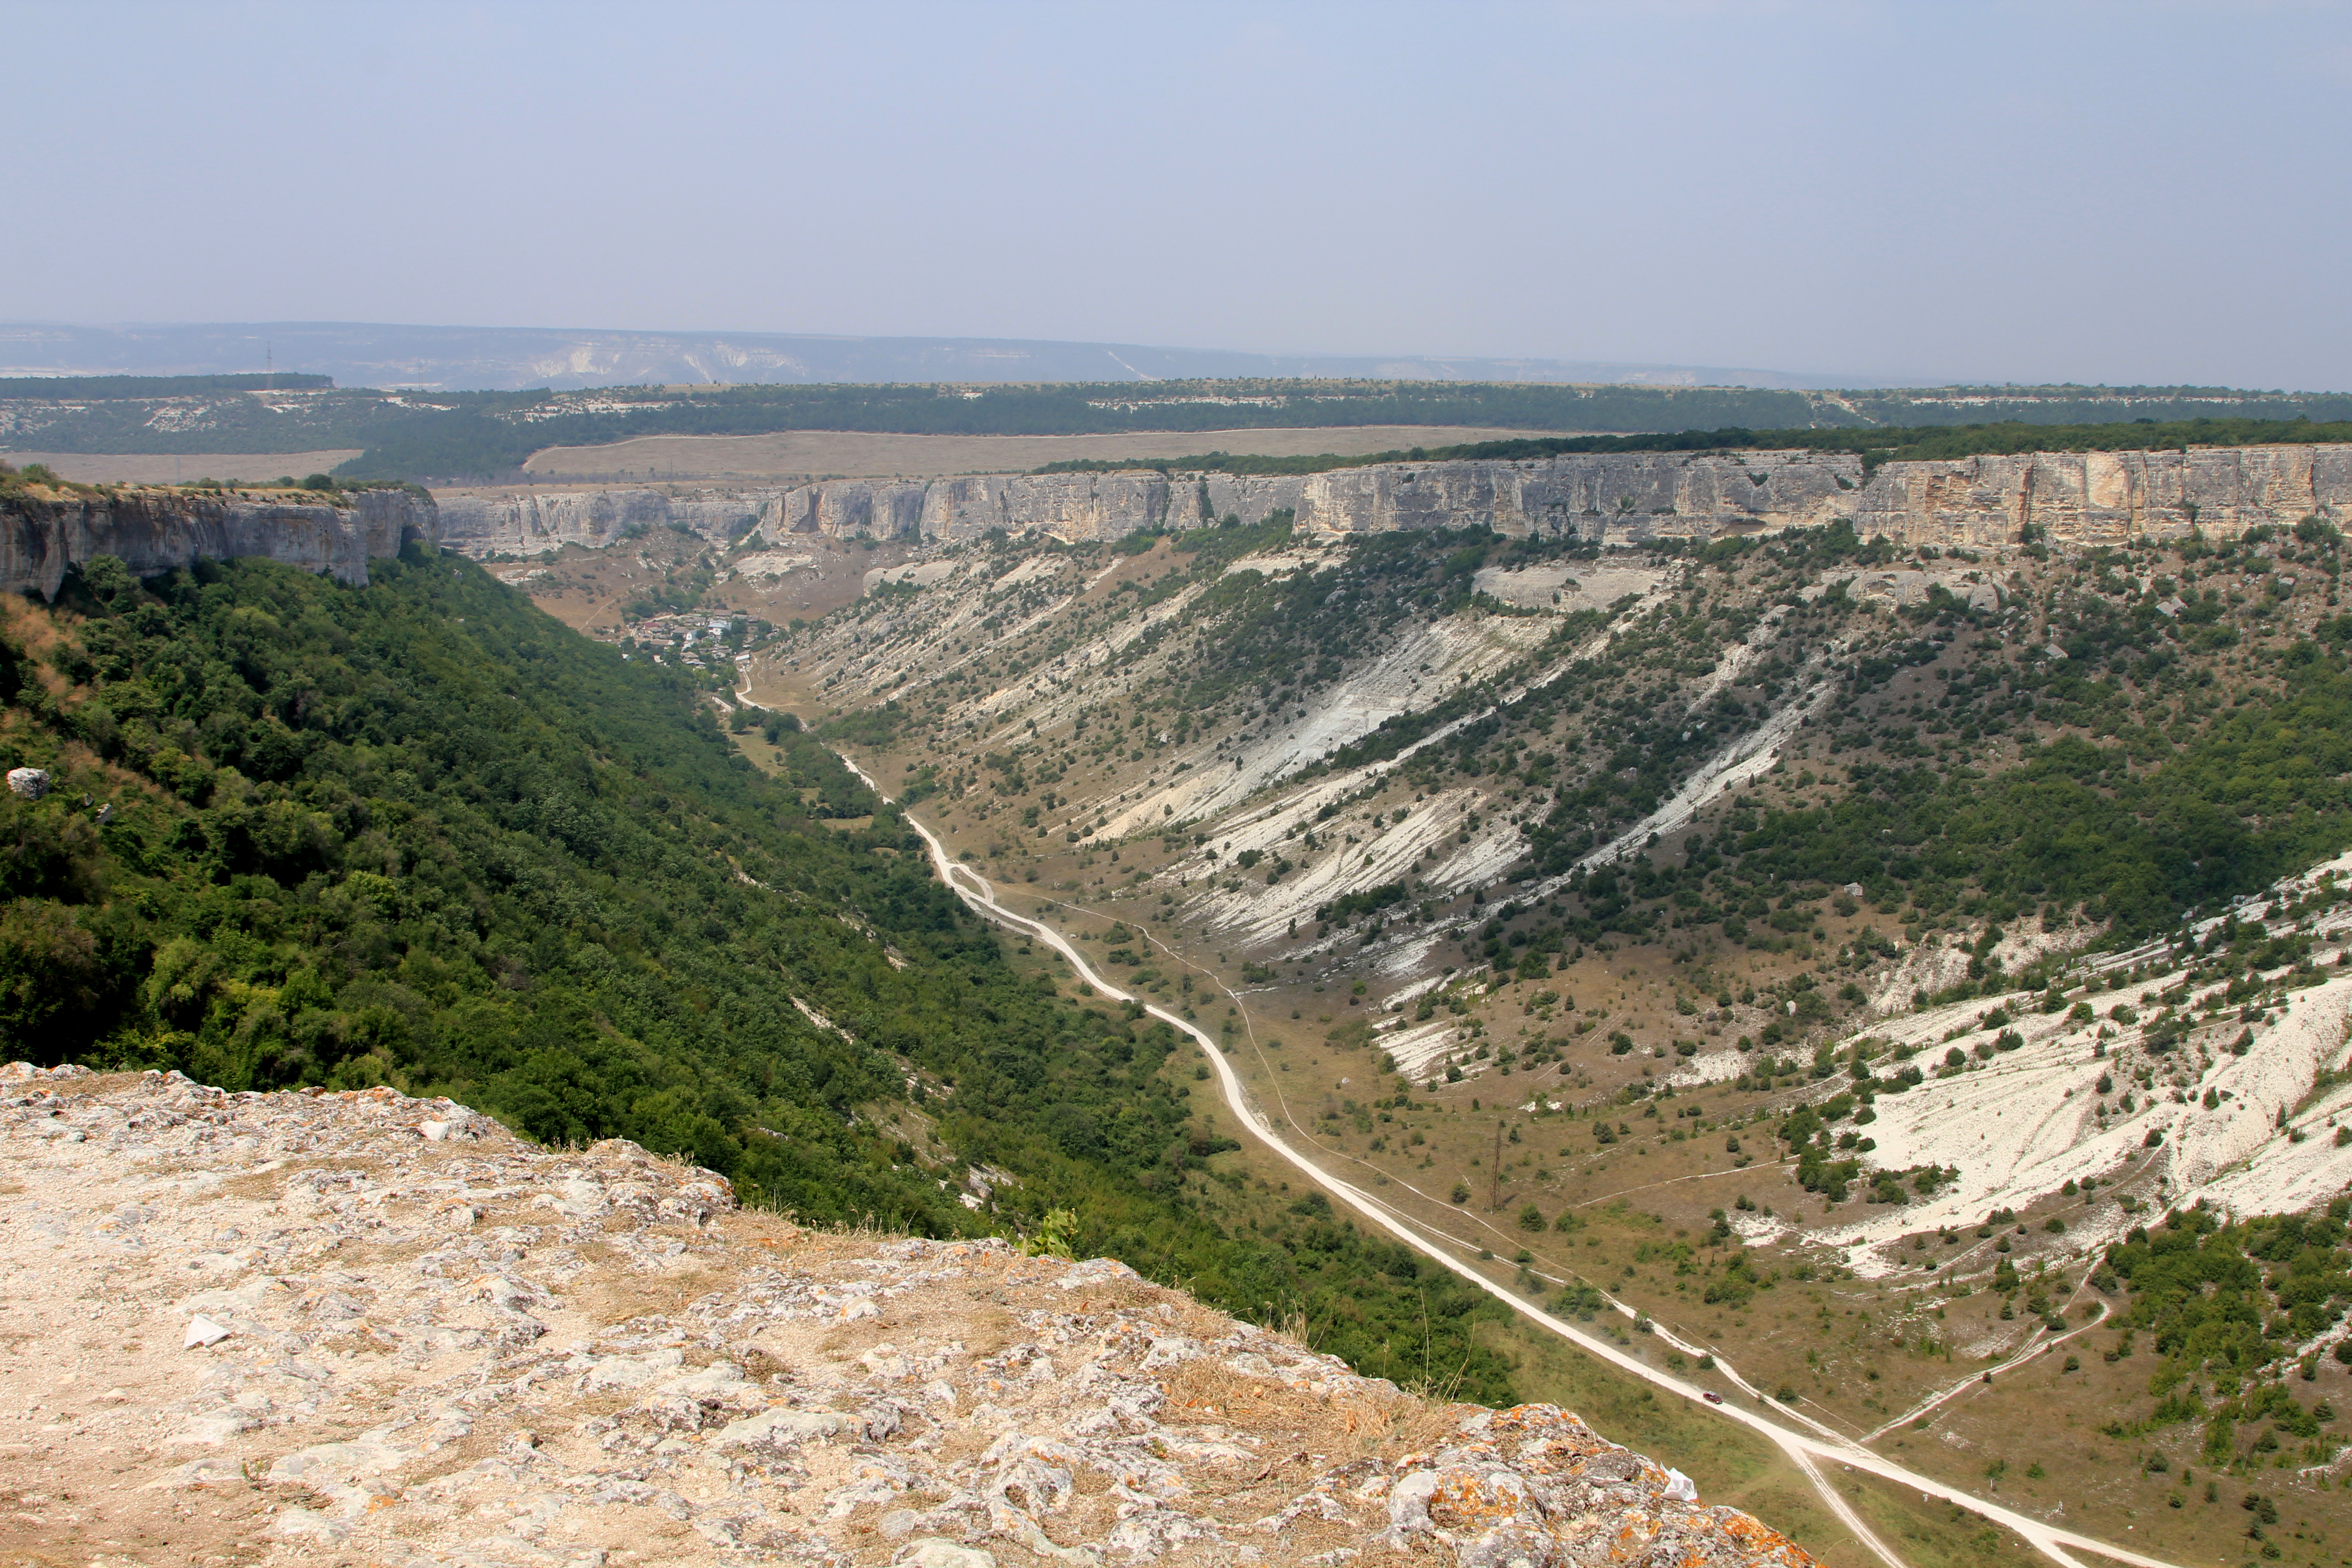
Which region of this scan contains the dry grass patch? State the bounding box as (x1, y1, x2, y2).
(0, 451, 364, 486)
(1158, 1354, 1465, 1462)
(519, 426, 1576, 483)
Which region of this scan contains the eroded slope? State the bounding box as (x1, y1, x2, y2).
(762, 511, 2352, 1546)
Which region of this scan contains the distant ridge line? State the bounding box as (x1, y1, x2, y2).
(0, 320, 1877, 394)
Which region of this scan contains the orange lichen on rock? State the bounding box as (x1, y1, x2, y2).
(1386, 1404, 1823, 1568)
(2, 1064, 1823, 1568)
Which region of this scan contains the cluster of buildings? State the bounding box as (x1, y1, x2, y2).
(605, 611, 746, 668)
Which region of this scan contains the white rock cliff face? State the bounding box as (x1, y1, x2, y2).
(749, 455, 1853, 546)
(752, 443, 2352, 550)
(0, 488, 435, 600)
(44, 442, 2345, 589)
(434, 486, 779, 557)
(1850, 444, 2352, 547)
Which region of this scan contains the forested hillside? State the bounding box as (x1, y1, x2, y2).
(0, 546, 1513, 1401)
(788, 513, 2352, 956)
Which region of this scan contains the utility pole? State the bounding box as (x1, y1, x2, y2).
(1490, 1119, 1503, 1211)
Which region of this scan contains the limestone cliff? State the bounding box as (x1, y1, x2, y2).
(0, 1062, 1818, 1568)
(1295, 451, 1854, 539)
(1850, 444, 2352, 547)
(759, 443, 2352, 551)
(71, 442, 2344, 596)
(751, 452, 1848, 547)
(0, 486, 436, 600)
(435, 485, 780, 557)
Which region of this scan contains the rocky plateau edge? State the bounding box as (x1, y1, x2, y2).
(442, 445, 2352, 561)
(755, 446, 2352, 549)
(18, 439, 2344, 598)
(0, 488, 435, 599)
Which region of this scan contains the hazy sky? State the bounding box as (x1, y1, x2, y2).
(10, 1, 2349, 388)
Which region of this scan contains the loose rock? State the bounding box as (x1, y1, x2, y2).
(0, 1065, 1817, 1568)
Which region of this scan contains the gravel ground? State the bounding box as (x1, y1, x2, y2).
(0, 1064, 1818, 1568)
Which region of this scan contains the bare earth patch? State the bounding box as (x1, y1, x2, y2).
(0, 451, 365, 485)
(520, 428, 1577, 484)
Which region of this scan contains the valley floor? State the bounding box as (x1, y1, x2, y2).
(824, 731, 2352, 1568)
(729, 513, 2352, 1568)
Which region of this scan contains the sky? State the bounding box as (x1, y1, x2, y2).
(8, 0, 2350, 389)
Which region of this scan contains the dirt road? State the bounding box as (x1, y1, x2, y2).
(824, 743, 2193, 1568)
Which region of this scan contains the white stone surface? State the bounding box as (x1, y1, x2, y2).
(0, 1069, 1799, 1568)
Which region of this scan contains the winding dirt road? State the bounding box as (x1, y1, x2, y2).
(823, 744, 2182, 1568)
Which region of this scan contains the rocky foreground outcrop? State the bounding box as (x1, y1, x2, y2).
(0, 1065, 1814, 1568)
(0, 487, 436, 599)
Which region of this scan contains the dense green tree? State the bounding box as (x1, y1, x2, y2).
(0, 546, 1514, 1404)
